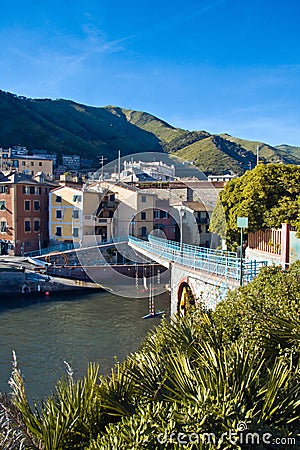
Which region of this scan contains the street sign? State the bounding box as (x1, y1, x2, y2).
(237, 217, 248, 228)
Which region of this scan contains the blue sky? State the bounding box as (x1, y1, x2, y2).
(1, 0, 299, 146)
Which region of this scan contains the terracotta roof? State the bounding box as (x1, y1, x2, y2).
(183, 201, 214, 212)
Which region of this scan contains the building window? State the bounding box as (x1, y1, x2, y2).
(29, 186, 35, 194)
(73, 194, 82, 202)
(24, 200, 30, 211)
(23, 186, 30, 194)
(31, 161, 34, 166)
(39, 162, 42, 166)
(141, 212, 147, 220)
(0, 200, 6, 210)
(141, 195, 147, 203)
(73, 227, 79, 238)
(34, 200, 40, 210)
(56, 227, 62, 236)
(22, 161, 26, 166)
(0, 221, 7, 232)
(56, 210, 62, 219)
(141, 226, 147, 236)
(72, 209, 79, 219)
(35, 187, 41, 194)
(56, 195, 62, 203)
(154, 210, 168, 219)
(34, 220, 40, 231)
(24, 220, 31, 232)
(0, 186, 8, 193)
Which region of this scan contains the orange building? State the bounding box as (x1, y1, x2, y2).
(0, 171, 56, 255)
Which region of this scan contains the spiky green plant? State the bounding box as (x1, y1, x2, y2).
(1, 263, 300, 449)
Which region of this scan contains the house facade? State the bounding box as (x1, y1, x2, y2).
(49, 185, 83, 246)
(93, 181, 157, 239)
(0, 148, 53, 177)
(0, 172, 55, 255)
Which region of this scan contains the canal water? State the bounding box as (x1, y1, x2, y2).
(0, 289, 170, 402)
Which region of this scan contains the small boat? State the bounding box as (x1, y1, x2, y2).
(142, 310, 164, 319)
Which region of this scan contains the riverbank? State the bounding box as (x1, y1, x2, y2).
(0, 261, 101, 295)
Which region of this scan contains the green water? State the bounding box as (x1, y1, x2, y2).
(0, 289, 170, 402)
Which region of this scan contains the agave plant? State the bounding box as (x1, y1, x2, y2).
(0, 354, 103, 450)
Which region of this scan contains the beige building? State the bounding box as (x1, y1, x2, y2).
(0, 150, 54, 177)
(49, 181, 157, 247)
(88, 181, 157, 239)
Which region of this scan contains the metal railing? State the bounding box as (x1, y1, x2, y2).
(25, 235, 129, 258)
(25, 242, 74, 257)
(129, 235, 267, 284)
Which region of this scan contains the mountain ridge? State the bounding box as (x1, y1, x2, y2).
(0, 90, 299, 174)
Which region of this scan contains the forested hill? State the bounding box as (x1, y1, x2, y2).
(0, 90, 299, 174)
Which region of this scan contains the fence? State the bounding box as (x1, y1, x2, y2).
(248, 228, 282, 255)
(129, 235, 266, 284)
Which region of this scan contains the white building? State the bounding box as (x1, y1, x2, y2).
(111, 159, 176, 183)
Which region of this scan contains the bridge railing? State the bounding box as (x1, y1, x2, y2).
(25, 235, 129, 258)
(148, 234, 238, 259)
(129, 235, 267, 283)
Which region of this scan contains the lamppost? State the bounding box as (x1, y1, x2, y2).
(179, 209, 185, 252)
(237, 216, 248, 286)
(173, 206, 186, 252)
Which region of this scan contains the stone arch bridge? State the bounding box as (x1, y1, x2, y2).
(129, 235, 267, 315)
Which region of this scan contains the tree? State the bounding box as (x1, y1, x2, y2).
(209, 163, 300, 250)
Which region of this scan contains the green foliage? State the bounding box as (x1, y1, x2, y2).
(210, 163, 300, 249)
(1, 263, 300, 448)
(0, 360, 103, 449)
(213, 262, 300, 354)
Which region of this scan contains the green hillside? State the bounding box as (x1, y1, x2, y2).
(0, 91, 164, 163)
(0, 90, 299, 174)
(220, 134, 300, 164)
(275, 144, 300, 164)
(173, 135, 257, 175)
(114, 107, 183, 143)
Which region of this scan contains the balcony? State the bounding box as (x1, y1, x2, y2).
(83, 215, 112, 227)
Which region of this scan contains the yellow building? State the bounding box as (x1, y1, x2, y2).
(49, 181, 157, 248)
(49, 186, 83, 246)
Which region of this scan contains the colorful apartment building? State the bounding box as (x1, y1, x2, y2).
(90, 181, 157, 239)
(49, 180, 157, 247)
(0, 148, 54, 177)
(49, 186, 83, 246)
(0, 171, 56, 255)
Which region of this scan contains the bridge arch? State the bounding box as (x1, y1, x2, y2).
(177, 280, 196, 316)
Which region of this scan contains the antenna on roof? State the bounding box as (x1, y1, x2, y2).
(118, 150, 121, 182)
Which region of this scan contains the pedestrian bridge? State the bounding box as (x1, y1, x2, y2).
(129, 235, 267, 314)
